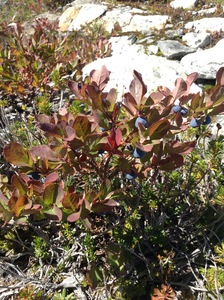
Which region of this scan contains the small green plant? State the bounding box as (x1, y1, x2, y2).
(32, 236, 50, 259)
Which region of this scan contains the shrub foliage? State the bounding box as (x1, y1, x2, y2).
(0, 63, 224, 298)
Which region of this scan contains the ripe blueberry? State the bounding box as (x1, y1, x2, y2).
(133, 147, 146, 158)
(180, 107, 188, 116)
(202, 115, 211, 125)
(135, 116, 149, 129)
(190, 118, 200, 128)
(173, 105, 182, 113)
(125, 170, 137, 180)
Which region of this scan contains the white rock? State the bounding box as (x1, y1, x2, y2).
(170, 0, 197, 9)
(102, 7, 133, 33)
(83, 53, 200, 99)
(194, 7, 217, 16)
(125, 15, 169, 32)
(181, 38, 224, 79)
(58, 4, 107, 31)
(68, 4, 107, 31)
(109, 36, 144, 55)
(185, 17, 224, 33)
(182, 32, 211, 48)
(148, 45, 159, 54)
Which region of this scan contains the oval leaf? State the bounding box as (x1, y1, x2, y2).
(3, 142, 33, 167)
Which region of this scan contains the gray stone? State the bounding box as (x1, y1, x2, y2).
(181, 38, 224, 79)
(165, 29, 184, 39)
(157, 40, 195, 59)
(182, 32, 211, 48)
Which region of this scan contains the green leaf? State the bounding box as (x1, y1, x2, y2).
(105, 243, 125, 272)
(86, 262, 103, 288)
(44, 205, 62, 221)
(3, 142, 34, 167)
(74, 116, 91, 139)
(43, 183, 64, 207)
(62, 192, 80, 210)
(11, 175, 28, 196)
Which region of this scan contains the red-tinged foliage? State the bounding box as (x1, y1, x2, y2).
(1, 66, 224, 226)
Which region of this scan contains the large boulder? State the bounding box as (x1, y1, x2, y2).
(58, 4, 107, 31)
(157, 40, 195, 59)
(181, 38, 224, 79)
(83, 52, 200, 98)
(185, 17, 224, 33)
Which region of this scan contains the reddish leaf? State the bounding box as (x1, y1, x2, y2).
(165, 140, 196, 155)
(68, 80, 83, 98)
(64, 126, 76, 141)
(186, 72, 198, 87)
(38, 122, 63, 136)
(35, 114, 51, 124)
(129, 70, 147, 104)
(149, 119, 170, 140)
(172, 78, 188, 100)
(44, 205, 62, 221)
(122, 92, 138, 116)
(3, 142, 34, 167)
(44, 172, 58, 185)
(175, 112, 183, 127)
(211, 85, 224, 106)
(90, 65, 110, 91)
(159, 154, 184, 171)
(208, 103, 224, 115)
(67, 206, 82, 222)
(216, 66, 224, 86)
(135, 142, 154, 153)
(31, 145, 59, 161)
(105, 88, 117, 111)
(91, 199, 118, 213)
(190, 92, 201, 111)
(108, 128, 122, 149)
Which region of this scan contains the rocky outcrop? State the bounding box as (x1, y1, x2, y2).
(181, 38, 224, 79)
(55, 1, 224, 89)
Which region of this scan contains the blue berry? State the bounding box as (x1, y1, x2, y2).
(133, 147, 146, 158)
(173, 105, 182, 113)
(202, 115, 211, 125)
(180, 107, 188, 116)
(125, 170, 137, 180)
(135, 116, 149, 128)
(190, 118, 200, 128)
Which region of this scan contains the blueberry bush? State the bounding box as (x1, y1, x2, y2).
(0, 64, 224, 299)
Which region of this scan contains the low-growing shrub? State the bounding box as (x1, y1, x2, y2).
(0, 66, 224, 299)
